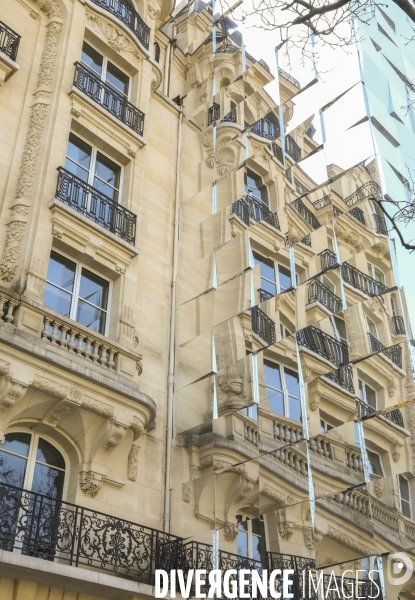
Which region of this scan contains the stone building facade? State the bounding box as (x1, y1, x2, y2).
(0, 0, 414, 598)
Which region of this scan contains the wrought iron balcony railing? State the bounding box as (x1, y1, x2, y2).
(368, 332, 403, 368)
(0, 480, 178, 582)
(56, 167, 137, 245)
(252, 306, 276, 345)
(373, 213, 388, 235)
(392, 315, 406, 335)
(325, 364, 354, 393)
(297, 326, 349, 367)
(259, 288, 274, 302)
(291, 198, 321, 230)
(285, 135, 301, 162)
(383, 408, 404, 428)
(341, 263, 389, 297)
(90, 0, 150, 49)
(0, 20, 20, 61)
(278, 67, 301, 88)
(272, 142, 283, 164)
(319, 249, 338, 272)
(344, 181, 381, 207)
(232, 195, 280, 230)
(250, 117, 280, 140)
(258, 58, 270, 72)
(312, 195, 331, 210)
(349, 206, 366, 225)
(356, 397, 376, 420)
(73, 62, 145, 136)
(286, 167, 292, 183)
(208, 102, 220, 124)
(301, 234, 311, 246)
(308, 278, 342, 313)
(333, 205, 344, 217)
(294, 178, 310, 196)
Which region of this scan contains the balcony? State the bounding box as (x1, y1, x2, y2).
(232, 194, 280, 230)
(208, 102, 220, 125)
(307, 278, 342, 313)
(73, 62, 145, 136)
(333, 205, 344, 217)
(56, 167, 137, 245)
(294, 178, 310, 196)
(258, 288, 274, 302)
(373, 213, 388, 235)
(392, 315, 406, 335)
(344, 181, 381, 208)
(0, 480, 177, 582)
(0, 20, 20, 61)
(356, 397, 377, 420)
(341, 263, 389, 297)
(297, 326, 349, 367)
(252, 306, 276, 345)
(90, 0, 150, 50)
(325, 364, 354, 393)
(291, 198, 321, 230)
(278, 67, 301, 88)
(349, 206, 366, 225)
(319, 249, 338, 272)
(312, 195, 331, 210)
(250, 117, 280, 140)
(383, 408, 404, 428)
(368, 332, 402, 368)
(285, 134, 301, 162)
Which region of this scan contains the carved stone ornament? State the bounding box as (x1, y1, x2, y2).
(278, 522, 294, 540)
(217, 364, 248, 411)
(43, 401, 72, 426)
(236, 477, 255, 502)
(260, 482, 285, 506)
(0, 380, 28, 413)
(103, 420, 129, 451)
(127, 444, 140, 481)
(224, 522, 238, 542)
(190, 466, 201, 480)
(86, 12, 142, 66)
(0, 0, 63, 282)
(182, 482, 191, 503)
(373, 479, 384, 498)
(147, 0, 162, 19)
(32, 375, 67, 400)
(326, 526, 373, 556)
(79, 471, 103, 498)
(82, 396, 113, 419)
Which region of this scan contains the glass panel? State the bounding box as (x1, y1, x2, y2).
(322, 276, 335, 293)
(374, 267, 385, 284)
(278, 266, 291, 292)
(264, 361, 282, 390)
(78, 268, 109, 309)
(267, 390, 284, 415)
(65, 134, 92, 175)
(236, 522, 249, 557)
(76, 301, 107, 334)
(288, 396, 302, 422)
(366, 317, 377, 337)
(0, 449, 28, 487)
(1, 432, 31, 457)
(106, 61, 129, 96)
(284, 368, 299, 397)
(94, 153, 121, 202)
(252, 534, 262, 561)
(81, 42, 103, 76)
(367, 450, 383, 477)
(44, 283, 72, 317)
(365, 385, 377, 409)
(36, 439, 65, 470)
(46, 252, 76, 292)
(31, 463, 64, 500)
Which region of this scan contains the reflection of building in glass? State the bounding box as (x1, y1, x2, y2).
(0, 0, 414, 597)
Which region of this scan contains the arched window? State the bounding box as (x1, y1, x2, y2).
(154, 42, 160, 63)
(0, 432, 65, 498)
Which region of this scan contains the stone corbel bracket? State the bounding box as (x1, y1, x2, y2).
(0, 360, 29, 443)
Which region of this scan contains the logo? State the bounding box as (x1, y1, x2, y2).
(386, 552, 413, 586)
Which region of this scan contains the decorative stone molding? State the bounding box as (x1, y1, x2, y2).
(236, 477, 255, 502)
(82, 396, 114, 419)
(344, 310, 360, 360)
(373, 479, 384, 498)
(278, 522, 294, 540)
(103, 419, 129, 451)
(31, 375, 67, 399)
(127, 415, 145, 481)
(217, 363, 248, 411)
(79, 471, 104, 498)
(224, 522, 238, 542)
(260, 482, 285, 506)
(326, 526, 373, 556)
(0, 0, 63, 282)
(0, 379, 28, 413)
(190, 466, 201, 480)
(85, 11, 142, 68)
(43, 402, 73, 426)
(182, 482, 191, 502)
(148, 0, 162, 19)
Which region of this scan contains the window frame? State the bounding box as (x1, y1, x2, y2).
(253, 252, 291, 296)
(366, 449, 384, 479)
(366, 315, 378, 338)
(236, 516, 263, 561)
(80, 40, 131, 101)
(398, 474, 412, 518)
(358, 379, 377, 410)
(264, 359, 301, 422)
(45, 249, 112, 337)
(367, 262, 385, 285)
(245, 169, 269, 206)
(65, 132, 123, 205)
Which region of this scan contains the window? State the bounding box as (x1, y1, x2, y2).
(331, 316, 347, 344)
(391, 296, 398, 318)
(398, 475, 412, 518)
(65, 133, 121, 203)
(245, 169, 268, 204)
(236, 516, 263, 561)
(154, 41, 160, 63)
(366, 316, 378, 338)
(264, 360, 301, 421)
(0, 432, 65, 497)
(322, 275, 335, 293)
(327, 237, 334, 252)
(359, 380, 377, 410)
(242, 404, 258, 420)
(81, 42, 130, 98)
(367, 449, 384, 479)
(253, 252, 291, 297)
(321, 418, 334, 433)
(44, 251, 110, 335)
(367, 262, 385, 285)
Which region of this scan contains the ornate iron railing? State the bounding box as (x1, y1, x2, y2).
(285, 134, 301, 162)
(392, 316, 406, 335)
(383, 408, 404, 428)
(349, 206, 366, 225)
(297, 326, 349, 367)
(208, 102, 220, 124)
(232, 195, 280, 230)
(294, 178, 310, 196)
(278, 67, 301, 88)
(286, 167, 292, 183)
(267, 552, 316, 599)
(0, 480, 179, 582)
(312, 195, 331, 210)
(56, 167, 137, 244)
(333, 205, 344, 217)
(90, 0, 150, 49)
(73, 62, 145, 135)
(223, 107, 237, 122)
(342, 263, 389, 297)
(356, 398, 376, 420)
(291, 198, 321, 230)
(344, 181, 381, 207)
(252, 306, 276, 345)
(272, 142, 283, 164)
(0, 20, 20, 61)
(373, 213, 388, 235)
(325, 364, 354, 393)
(258, 58, 270, 72)
(308, 279, 342, 313)
(250, 117, 280, 140)
(368, 333, 403, 368)
(319, 249, 338, 272)
(259, 288, 274, 302)
(301, 234, 311, 246)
